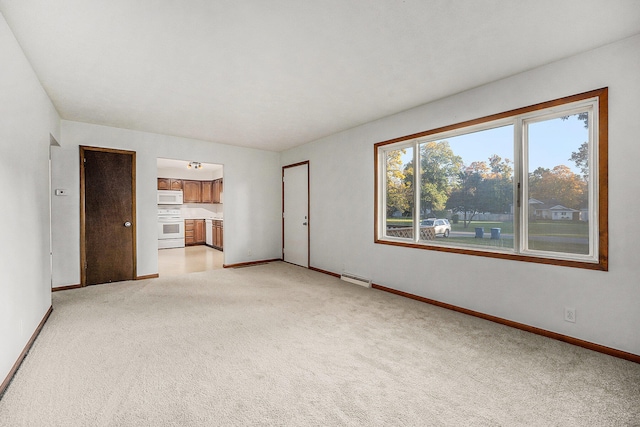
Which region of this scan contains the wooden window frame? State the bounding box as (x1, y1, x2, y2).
(374, 88, 608, 271)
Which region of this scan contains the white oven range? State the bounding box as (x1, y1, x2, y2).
(158, 208, 185, 249)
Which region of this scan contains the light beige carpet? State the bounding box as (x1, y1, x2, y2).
(1, 262, 639, 426)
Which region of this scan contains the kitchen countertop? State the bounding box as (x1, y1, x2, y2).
(184, 217, 223, 221)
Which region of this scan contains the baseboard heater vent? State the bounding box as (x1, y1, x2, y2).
(340, 273, 371, 288)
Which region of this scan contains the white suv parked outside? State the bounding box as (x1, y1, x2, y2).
(420, 218, 451, 237)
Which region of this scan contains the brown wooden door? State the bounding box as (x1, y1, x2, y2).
(81, 146, 136, 286)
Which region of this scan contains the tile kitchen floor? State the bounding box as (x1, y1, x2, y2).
(158, 246, 224, 277)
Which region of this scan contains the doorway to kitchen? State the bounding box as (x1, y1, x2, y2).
(157, 158, 224, 276)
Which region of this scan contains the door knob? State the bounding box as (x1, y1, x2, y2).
(124, 221, 132, 227)
(303, 222, 308, 226)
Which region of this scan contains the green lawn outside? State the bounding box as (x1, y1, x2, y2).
(452, 221, 514, 234)
(436, 236, 514, 249)
(453, 220, 588, 238)
(386, 218, 589, 254)
(387, 219, 588, 238)
(432, 236, 588, 254)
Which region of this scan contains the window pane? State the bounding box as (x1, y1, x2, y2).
(527, 113, 590, 255)
(375, 89, 606, 270)
(385, 147, 414, 239)
(419, 126, 514, 250)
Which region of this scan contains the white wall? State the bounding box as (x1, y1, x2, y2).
(0, 13, 60, 384)
(51, 121, 281, 286)
(50, 145, 80, 286)
(281, 35, 640, 356)
(157, 164, 223, 181)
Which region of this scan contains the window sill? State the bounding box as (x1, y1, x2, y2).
(374, 238, 607, 271)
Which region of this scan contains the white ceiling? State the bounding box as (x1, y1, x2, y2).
(2, 1, 639, 152)
(157, 158, 222, 173)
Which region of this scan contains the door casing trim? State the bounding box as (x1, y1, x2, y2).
(282, 161, 310, 268)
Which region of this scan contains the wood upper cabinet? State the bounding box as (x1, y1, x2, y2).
(158, 177, 221, 204)
(157, 178, 183, 190)
(212, 179, 223, 203)
(157, 178, 170, 190)
(201, 181, 214, 203)
(183, 180, 201, 203)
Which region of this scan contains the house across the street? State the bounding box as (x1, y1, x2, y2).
(529, 198, 581, 221)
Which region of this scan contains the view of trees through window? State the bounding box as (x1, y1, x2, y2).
(383, 110, 595, 258)
(527, 113, 590, 254)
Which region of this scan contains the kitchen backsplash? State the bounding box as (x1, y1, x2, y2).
(180, 204, 223, 219)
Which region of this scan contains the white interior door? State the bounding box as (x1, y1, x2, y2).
(283, 163, 309, 267)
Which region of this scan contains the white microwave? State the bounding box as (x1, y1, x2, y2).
(157, 190, 183, 205)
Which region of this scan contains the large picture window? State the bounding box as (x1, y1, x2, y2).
(375, 88, 608, 270)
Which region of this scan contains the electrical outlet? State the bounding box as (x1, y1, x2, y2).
(564, 307, 576, 323)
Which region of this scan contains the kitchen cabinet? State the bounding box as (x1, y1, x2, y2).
(158, 177, 222, 204)
(201, 181, 214, 203)
(183, 180, 202, 203)
(184, 220, 195, 245)
(185, 219, 205, 245)
(195, 219, 205, 244)
(157, 178, 170, 190)
(157, 178, 182, 190)
(212, 220, 223, 250)
(212, 179, 223, 203)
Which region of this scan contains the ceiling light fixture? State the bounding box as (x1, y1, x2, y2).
(187, 161, 202, 169)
